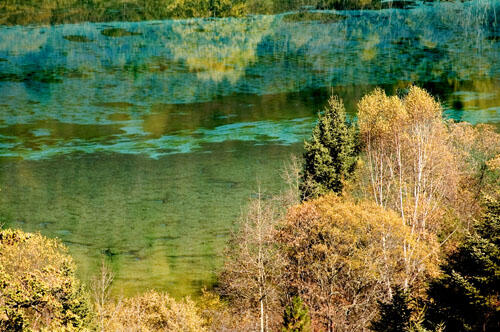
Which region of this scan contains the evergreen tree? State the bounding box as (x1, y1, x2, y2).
(282, 296, 311, 332)
(300, 95, 357, 201)
(370, 286, 412, 332)
(425, 197, 500, 332)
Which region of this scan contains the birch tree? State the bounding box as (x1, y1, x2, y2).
(218, 191, 285, 332)
(357, 86, 458, 234)
(357, 86, 460, 289)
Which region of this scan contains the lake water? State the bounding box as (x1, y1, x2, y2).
(0, 0, 499, 297)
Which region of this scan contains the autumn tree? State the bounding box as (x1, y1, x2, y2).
(356, 86, 465, 291)
(300, 95, 358, 200)
(277, 195, 438, 331)
(357, 86, 459, 234)
(425, 197, 500, 332)
(0, 229, 91, 331)
(217, 191, 285, 332)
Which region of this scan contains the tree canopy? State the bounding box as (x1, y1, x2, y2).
(277, 194, 438, 331)
(0, 229, 91, 331)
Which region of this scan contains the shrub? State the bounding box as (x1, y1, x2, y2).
(197, 289, 256, 331)
(104, 290, 206, 332)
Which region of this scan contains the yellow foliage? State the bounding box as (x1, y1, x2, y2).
(357, 86, 460, 235)
(449, 122, 500, 173)
(103, 290, 206, 332)
(357, 87, 407, 139)
(403, 85, 441, 123)
(278, 195, 439, 331)
(448, 122, 500, 220)
(487, 154, 500, 171)
(0, 229, 90, 331)
(197, 289, 256, 331)
(358, 86, 441, 139)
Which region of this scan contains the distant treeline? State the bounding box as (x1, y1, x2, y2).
(0, 0, 419, 25)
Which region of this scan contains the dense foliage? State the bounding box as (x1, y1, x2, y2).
(0, 0, 408, 25)
(0, 0, 249, 25)
(277, 194, 438, 331)
(357, 86, 458, 234)
(369, 197, 500, 332)
(0, 229, 90, 331)
(370, 286, 412, 332)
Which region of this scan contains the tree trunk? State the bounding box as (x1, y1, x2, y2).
(260, 294, 264, 332)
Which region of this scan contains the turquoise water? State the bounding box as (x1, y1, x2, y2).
(0, 0, 499, 296)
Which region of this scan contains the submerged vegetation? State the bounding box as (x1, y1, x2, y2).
(2, 86, 499, 331)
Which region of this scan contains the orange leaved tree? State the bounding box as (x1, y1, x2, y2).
(277, 195, 438, 332)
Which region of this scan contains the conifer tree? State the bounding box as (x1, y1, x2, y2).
(282, 296, 311, 332)
(300, 95, 357, 200)
(370, 286, 412, 332)
(425, 197, 500, 332)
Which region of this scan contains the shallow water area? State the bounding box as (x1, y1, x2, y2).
(1, 0, 499, 297)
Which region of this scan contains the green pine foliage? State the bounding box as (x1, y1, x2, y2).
(370, 286, 412, 332)
(425, 197, 500, 332)
(282, 296, 311, 332)
(300, 95, 358, 200)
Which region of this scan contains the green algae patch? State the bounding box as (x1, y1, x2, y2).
(282, 11, 346, 23)
(107, 113, 133, 122)
(0, 67, 87, 83)
(0, 120, 125, 141)
(101, 28, 142, 37)
(63, 35, 93, 42)
(95, 101, 136, 109)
